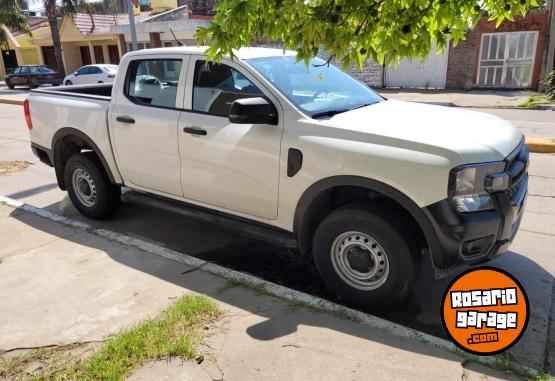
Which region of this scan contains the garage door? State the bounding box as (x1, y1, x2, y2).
(476, 31, 538, 88)
(385, 42, 449, 89)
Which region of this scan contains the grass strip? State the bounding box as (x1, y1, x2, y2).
(0, 294, 220, 381)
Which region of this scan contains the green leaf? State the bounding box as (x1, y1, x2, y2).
(197, 0, 536, 67)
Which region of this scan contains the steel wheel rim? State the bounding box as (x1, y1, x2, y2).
(72, 168, 97, 207)
(330, 231, 389, 291)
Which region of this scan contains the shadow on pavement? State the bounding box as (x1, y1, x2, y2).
(8, 196, 552, 372)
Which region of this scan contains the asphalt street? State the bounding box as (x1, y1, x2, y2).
(469, 107, 555, 138)
(0, 102, 553, 372)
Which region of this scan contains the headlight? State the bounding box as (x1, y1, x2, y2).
(449, 162, 507, 213)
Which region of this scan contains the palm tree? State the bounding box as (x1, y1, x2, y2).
(43, 0, 84, 75)
(43, 0, 95, 75)
(0, 0, 29, 46)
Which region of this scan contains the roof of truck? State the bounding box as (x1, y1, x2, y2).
(124, 46, 297, 60)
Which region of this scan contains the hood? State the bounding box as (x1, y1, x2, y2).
(321, 100, 522, 164)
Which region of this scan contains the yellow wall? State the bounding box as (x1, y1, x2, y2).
(0, 26, 44, 76)
(16, 26, 51, 47)
(19, 47, 40, 64)
(151, 0, 177, 13)
(62, 42, 85, 73)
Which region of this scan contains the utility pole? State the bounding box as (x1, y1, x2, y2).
(127, 0, 138, 51)
(547, 0, 555, 73)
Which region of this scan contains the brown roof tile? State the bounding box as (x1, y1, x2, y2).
(73, 13, 117, 35)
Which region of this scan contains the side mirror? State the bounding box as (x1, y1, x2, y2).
(228, 97, 277, 125)
(74, 71, 79, 76)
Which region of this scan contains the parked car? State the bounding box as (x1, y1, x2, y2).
(25, 47, 528, 308)
(63, 64, 118, 86)
(5, 65, 63, 89)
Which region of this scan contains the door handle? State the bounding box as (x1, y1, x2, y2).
(116, 116, 135, 124)
(183, 126, 207, 136)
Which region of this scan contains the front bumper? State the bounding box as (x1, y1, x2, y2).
(423, 140, 529, 269)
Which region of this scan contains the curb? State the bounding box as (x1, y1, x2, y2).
(0, 97, 24, 106)
(526, 137, 555, 154)
(410, 100, 555, 111)
(0, 195, 542, 379)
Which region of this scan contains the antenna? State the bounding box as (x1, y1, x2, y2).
(170, 28, 184, 46)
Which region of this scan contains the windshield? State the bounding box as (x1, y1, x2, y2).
(245, 56, 383, 117)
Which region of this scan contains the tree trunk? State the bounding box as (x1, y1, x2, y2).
(46, 2, 66, 75)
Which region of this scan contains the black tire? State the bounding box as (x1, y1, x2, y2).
(6, 80, 14, 90)
(64, 153, 121, 219)
(65, 80, 73, 86)
(312, 204, 418, 309)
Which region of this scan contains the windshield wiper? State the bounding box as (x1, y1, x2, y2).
(311, 108, 350, 119)
(311, 102, 379, 119)
(350, 102, 378, 111)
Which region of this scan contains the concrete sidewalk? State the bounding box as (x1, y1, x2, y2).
(0, 203, 522, 380)
(379, 89, 554, 109)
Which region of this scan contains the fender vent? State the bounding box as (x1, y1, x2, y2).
(287, 148, 303, 177)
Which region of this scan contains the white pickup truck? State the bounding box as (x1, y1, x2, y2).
(26, 47, 528, 308)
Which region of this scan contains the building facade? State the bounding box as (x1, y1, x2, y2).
(447, 10, 550, 90)
(1, 17, 51, 76)
(27, 13, 122, 74)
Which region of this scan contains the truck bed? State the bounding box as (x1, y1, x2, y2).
(32, 83, 113, 100)
(27, 82, 122, 186)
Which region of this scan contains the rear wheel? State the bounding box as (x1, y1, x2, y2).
(64, 153, 121, 219)
(312, 204, 418, 309)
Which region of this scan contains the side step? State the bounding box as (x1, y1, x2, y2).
(122, 191, 298, 249)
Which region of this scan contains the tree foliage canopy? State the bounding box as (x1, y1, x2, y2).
(197, 0, 540, 67)
(0, 0, 28, 44)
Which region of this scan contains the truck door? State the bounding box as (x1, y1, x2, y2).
(177, 56, 284, 220)
(110, 55, 189, 196)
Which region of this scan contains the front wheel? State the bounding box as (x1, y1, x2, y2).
(312, 204, 418, 309)
(64, 153, 121, 219)
(65, 80, 73, 86)
(6, 80, 14, 90)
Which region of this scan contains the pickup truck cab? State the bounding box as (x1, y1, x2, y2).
(26, 47, 529, 308)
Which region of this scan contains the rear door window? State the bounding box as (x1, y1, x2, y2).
(125, 59, 182, 108)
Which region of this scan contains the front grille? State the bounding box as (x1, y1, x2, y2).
(507, 181, 520, 201)
(504, 140, 529, 206)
